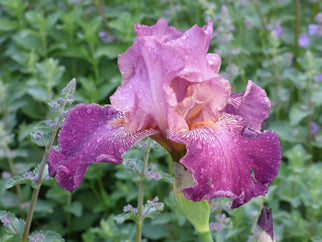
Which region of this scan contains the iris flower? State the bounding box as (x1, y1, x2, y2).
(48, 19, 281, 208)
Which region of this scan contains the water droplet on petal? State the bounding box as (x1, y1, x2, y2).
(86, 109, 92, 114)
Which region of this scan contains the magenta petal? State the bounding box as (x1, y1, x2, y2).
(224, 81, 271, 131)
(168, 114, 281, 208)
(48, 103, 158, 192)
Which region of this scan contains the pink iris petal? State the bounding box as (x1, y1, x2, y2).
(224, 81, 271, 132)
(48, 104, 158, 192)
(111, 20, 185, 132)
(111, 18, 230, 133)
(168, 114, 281, 208)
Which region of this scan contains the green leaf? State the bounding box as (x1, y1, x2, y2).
(312, 86, 322, 105)
(64, 201, 83, 217)
(284, 145, 311, 170)
(30, 121, 54, 147)
(157, 170, 175, 184)
(5, 164, 51, 190)
(114, 212, 140, 224)
(0, 18, 18, 31)
(35, 58, 65, 86)
(5, 174, 35, 189)
(13, 30, 43, 52)
(29, 230, 64, 242)
(27, 86, 48, 102)
(142, 223, 169, 240)
(289, 104, 312, 126)
(0, 210, 25, 237)
(94, 43, 128, 60)
(283, 69, 307, 88)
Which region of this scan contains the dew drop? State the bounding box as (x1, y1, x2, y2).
(86, 108, 92, 114)
(96, 137, 103, 143)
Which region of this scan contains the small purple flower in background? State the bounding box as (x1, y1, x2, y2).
(24, 171, 39, 183)
(298, 33, 310, 47)
(308, 13, 322, 36)
(244, 18, 254, 30)
(145, 163, 161, 181)
(99, 31, 115, 44)
(313, 73, 322, 82)
(214, 6, 235, 43)
(1, 171, 12, 179)
(267, 20, 283, 38)
(209, 213, 230, 232)
(28, 233, 45, 242)
(311, 122, 320, 135)
(123, 204, 138, 214)
(0, 214, 13, 227)
(48, 19, 281, 208)
(315, 12, 322, 23)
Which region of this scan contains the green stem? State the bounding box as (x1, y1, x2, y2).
(294, 0, 301, 69)
(272, 51, 280, 121)
(199, 230, 213, 242)
(93, 0, 111, 31)
(22, 188, 40, 241)
(135, 139, 151, 242)
(253, 0, 267, 30)
(22, 102, 67, 241)
(307, 74, 313, 164)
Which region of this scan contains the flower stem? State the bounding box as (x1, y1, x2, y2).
(253, 0, 267, 30)
(294, 0, 301, 69)
(22, 103, 67, 241)
(199, 231, 213, 242)
(135, 139, 151, 242)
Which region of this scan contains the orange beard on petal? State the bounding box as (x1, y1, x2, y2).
(189, 120, 217, 130)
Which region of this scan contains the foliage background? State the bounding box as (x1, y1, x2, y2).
(0, 0, 321, 241)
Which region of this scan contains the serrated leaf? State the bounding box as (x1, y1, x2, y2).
(27, 86, 48, 102)
(157, 171, 174, 184)
(5, 175, 35, 189)
(0, 210, 25, 237)
(64, 201, 83, 217)
(94, 43, 128, 60)
(289, 104, 312, 126)
(114, 212, 140, 224)
(29, 230, 64, 242)
(5, 164, 51, 190)
(13, 30, 43, 52)
(30, 121, 54, 147)
(284, 144, 311, 169)
(142, 205, 163, 220)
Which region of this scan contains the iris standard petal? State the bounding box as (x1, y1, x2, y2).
(168, 113, 281, 208)
(134, 18, 182, 40)
(224, 81, 271, 131)
(48, 103, 158, 192)
(111, 25, 185, 132)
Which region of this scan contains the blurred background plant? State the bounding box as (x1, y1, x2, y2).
(0, 0, 321, 241)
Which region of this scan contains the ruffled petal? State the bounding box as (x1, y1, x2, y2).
(134, 18, 183, 40)
(111, 24, 185, 132)
(48, 103, 158, 192)
(111, 19, 230, 134)
(168, 114, 281, 208)
(224, 81, 271, 131)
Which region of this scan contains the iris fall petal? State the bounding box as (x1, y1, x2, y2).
(168, 113, 281, 208)
(224, 81, 271, 131)
(48, 104, 158, 192)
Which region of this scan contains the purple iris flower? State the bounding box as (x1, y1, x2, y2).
(48, 19, 281, 208)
